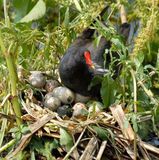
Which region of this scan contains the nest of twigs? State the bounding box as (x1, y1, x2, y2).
(4, 86, 159, 160)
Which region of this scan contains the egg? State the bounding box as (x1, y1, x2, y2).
(44, 96, 61, 111)
(52, 87, 75, 104)
(72, 103, 88, 117)
(44, 80, 60, 92)
(29, 71, 46, 88)
(44, 92, 54, 100)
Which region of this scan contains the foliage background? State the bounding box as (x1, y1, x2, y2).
(0, 0, 159, 159)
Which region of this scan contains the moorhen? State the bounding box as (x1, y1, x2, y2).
(59, 13, 130, 98)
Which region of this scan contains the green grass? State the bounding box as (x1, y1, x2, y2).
(0, 0, 159, 159)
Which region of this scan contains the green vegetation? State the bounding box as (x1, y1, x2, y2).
(0, 0, 159, 159)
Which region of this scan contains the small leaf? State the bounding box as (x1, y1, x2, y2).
(44, 141, 57, 160)
(73, 0, 82, 12)
(111, 38, 124, 51)
(21, 126, 30, 134)
(131, 114, 138, 132)
(9, 126, 19, 133)
(81, 0, 86, 7)
(30, 137, 57, 160)
(124, 119, 129, 129)
(154, 106, 159, 123)
(156, 52, 159, 70)
(20, 0, 46, 23)
(100, 76, 117, 108)
(64, 7, 70, 27)
(91, 125, 109, 140)
(30, 150, 36, 160)
(16, 132, 22, 140)
(134, 52, 144, 70)
(13, 0, 32, 22)
(94, 35, 102, 47)
(111, 38, 122, 47)
(60, 128, 73, 151)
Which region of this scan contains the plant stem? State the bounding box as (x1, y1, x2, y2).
(130, 70, 137, 113)
(0, 31, 22, 125)
(1, 0, 22, 126)
(130, 69, 137, 160)
(3, 0, 9, 27)
(0, 139, 16, 154)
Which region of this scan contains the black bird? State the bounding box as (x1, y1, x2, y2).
(59, 14, 130, 98)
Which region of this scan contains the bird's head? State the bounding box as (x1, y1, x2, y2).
(84, 50, 109, 75)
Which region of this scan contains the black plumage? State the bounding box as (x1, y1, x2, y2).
(59, 16, 130, 98)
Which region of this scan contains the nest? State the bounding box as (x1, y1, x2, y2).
(5, 89, 159, 160)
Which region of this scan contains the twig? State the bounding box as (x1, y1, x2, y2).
(79, 137, 97, 160)
(96, 140, 107, 160)
(138, 144, 151, 160)
(63, 127, 86, 160)
(110, 104, 134, 141)
(140, 140, 159, 155)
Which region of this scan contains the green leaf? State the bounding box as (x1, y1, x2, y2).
(100, 76, 117, 108)
(91, 125, 109, 140)
(134, 52, 144, 71)
(20, 0, 46, 23)
(30, 150, 36, 160)
(13, 0, 32, 22)
(123, 118, 129, 129)
(73, 0, 82, 12)
(131, 114, 138, 132)
(81, 0, 86, 8)
(21, 126, 30, 134)
(44, 141, 57, 160)
(60, 128, 73, 151)
(94, 35, 102, 47)
(9, 126, 19, 133)
(111, 38, 122, 48)
(12, 151, 26, 160)
(30, 136, 57, 160)
(64, 7, 70, 27)
(138, 121, 152, 140)
(156, 52, 159, 70)
(154, 106, 159, 125)
(111, 37, 125, 52)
